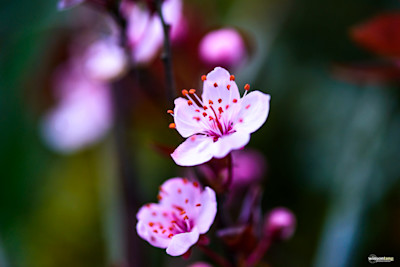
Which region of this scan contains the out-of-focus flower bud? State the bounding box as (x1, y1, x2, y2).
(264, 207, 296, 241)
(199, 28, 246, 68)
(230, 149, 266, 188)
(188, 262, 213, 267)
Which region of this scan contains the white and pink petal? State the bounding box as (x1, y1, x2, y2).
(195, 187, 217, 234)
(174, 97, 206, 138)
(212, 131, 250, 159)
(201, 67, 240, 112)
(234, 91, 270, 134)
(166, 227, 200, 256)
(171, 134, 215, 166)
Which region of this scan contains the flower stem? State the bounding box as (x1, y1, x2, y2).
(198, 245, 234, 267)
(155, 0, 176, 102)
(245, 234, 272, 267)
(107, 3, 145, 267)
(225, 153, 233, 190)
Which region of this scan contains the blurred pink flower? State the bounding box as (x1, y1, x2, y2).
(41, 62, 112, 154)
(83, 38, 128, 81)
(170, 67, 271, 166)
(136, 178, 217, 256)
(123, 0, 183, 64)
(265, 207, 296, 241)
(199, 28, 246, 68)
(58, 0, 84, 10)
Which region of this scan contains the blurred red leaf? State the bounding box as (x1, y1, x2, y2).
(332, 61, 400, 84)
(351, 12, 400, 58)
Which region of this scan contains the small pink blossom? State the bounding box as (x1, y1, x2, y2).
(199, 28, 246, 68)
(136, 178, 217, 256)
(123, 0, 183, 64)
(170, 67, 270, 166)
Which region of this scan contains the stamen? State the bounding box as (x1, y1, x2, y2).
(167, 109, 174, 114)
(157, 194, 162, 200)
(218, 98, 222, 103)
(189, 89, 196, 94)
(193, 182, 199, 187)
(149, 222, 155, 227)
(196, 203, 201, 207)
(233, 99, 238, 103)
(168, 234, 173, 238)
(185, 199, 189, 204)
(243, 84, 250, 98)
(227, 84, 231, 90)
(218, 107, 223, 114)
(182, 89, 189, 96)
(187, 100, 193, 106)
(230, 75, 235, 81)
(202, 112, 207, 117)
(209, 100, 213, 105)
(214, 83, 218, 87)
(169, 123, 176, 129)
(201, 75, 207, 81)
(246, 104, 251, 109)
(183, 215, 189, 220)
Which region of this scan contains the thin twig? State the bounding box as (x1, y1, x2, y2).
(198, 245, 234, 267)
(155, 0, 176, 102)
(225, 153, 233, 189)
(107, 2, 145, 266)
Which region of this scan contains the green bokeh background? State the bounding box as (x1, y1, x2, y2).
(1, 0, 400, 266)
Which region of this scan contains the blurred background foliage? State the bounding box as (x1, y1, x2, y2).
(1, 0, 400, 266)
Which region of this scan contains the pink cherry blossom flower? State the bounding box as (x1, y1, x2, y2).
(41, 62, 112, 154)
(123, 0, 183, 64)
(169, 67, 271, 166)
(199, 28, 246, 68)
(136, 178, 217, 256)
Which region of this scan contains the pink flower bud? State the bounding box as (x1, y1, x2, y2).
(265, 207, 296, 241)
(199, 28, 246, 68)
(188, 262, 213, 267)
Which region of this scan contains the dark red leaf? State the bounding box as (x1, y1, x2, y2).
(351, 12, 400, 58)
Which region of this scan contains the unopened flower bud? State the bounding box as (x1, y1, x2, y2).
(199, 28, 246, 68)
(265, 207, 296, 241)
(188, 262, 213, 267)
